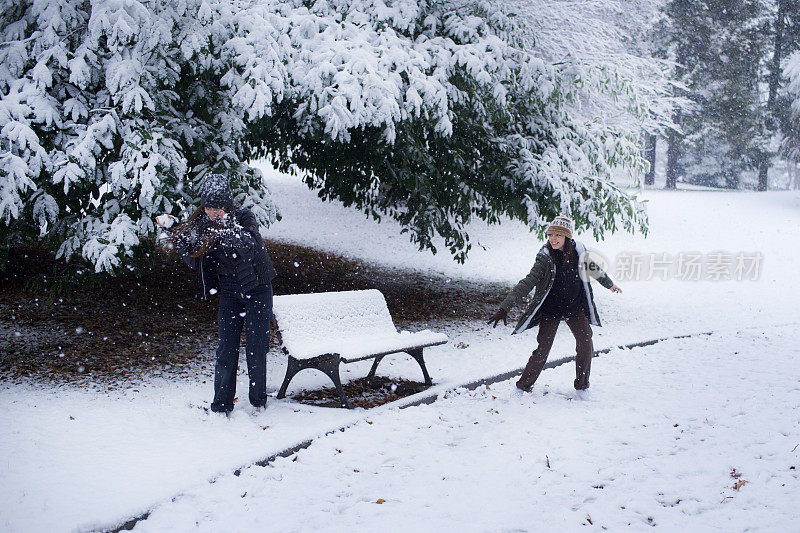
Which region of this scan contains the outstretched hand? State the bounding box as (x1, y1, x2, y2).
(488, 308, 508, 328)
(610, 284, 622, 293)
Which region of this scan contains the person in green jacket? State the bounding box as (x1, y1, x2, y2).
(488, 216, 621, 392)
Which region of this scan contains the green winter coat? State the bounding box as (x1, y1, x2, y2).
(500, 240, 614, 334)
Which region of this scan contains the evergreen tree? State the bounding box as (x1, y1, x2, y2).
(786, 48, 800, 163)
(0, 0, 649, 272)
(664, 0, 769, 189)
(654, 0, 713, 189)
(660, 0, 800, 190)
(773, 0, 800, 184)
(506, 0, 679, 190)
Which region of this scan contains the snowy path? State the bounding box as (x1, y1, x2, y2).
(134, 325, 800, 532)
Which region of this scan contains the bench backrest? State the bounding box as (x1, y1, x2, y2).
(273, 289, 398, 357)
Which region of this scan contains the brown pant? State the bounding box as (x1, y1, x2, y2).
(517, 312, 593, 391)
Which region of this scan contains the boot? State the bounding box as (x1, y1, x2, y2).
(516, 350, 546, 392)
(573, 378, 590, 391)
(574, 350, 592, 390)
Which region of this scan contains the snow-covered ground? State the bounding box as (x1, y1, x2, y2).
(2, 167, 799, 532)
(136, 326, 800, 532)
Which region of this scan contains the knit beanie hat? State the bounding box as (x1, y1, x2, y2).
(546, 215, 573, 239)
(201, 173, 235, 211)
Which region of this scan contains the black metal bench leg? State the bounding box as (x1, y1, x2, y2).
(317, 354, 350, 409)
(276, 353, 350, 408)
(367, 355, 386, 382)
(408, 348, 433, 386)
(276, 355, 301, 399)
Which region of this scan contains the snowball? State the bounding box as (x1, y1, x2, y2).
(155, 214, 176, 229)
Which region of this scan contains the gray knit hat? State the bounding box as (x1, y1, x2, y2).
(201, 173, 235, 211)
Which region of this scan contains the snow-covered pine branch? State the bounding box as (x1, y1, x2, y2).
(787, 50, 800, 119)
(785, 50, 800, 161)
(1, 0, 648, 272)
(498, 0, 677, 136)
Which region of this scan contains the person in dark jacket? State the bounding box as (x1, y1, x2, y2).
(159, 174, 277, 414)
(488, 216, 621, 392)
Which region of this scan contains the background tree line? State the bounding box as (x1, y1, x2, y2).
(651, 0, 800, 190)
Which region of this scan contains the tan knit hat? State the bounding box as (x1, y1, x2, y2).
(546, 215, 573, 239)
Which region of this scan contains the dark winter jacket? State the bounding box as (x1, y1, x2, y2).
(539, 247, 584, 320)
(499, 240, 614, 333)
(181, 207, 276, 299)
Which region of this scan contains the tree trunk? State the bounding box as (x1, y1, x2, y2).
(757, 160, 769, 191)
(767, 0, 785, 113)
(759, 0, 787, 192)
(666, 111, 681, 190)
(644, 134, 657, 186)
(728, 171, 740, 190)
(666, 44, 687, 191)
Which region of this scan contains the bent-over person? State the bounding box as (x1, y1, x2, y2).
(159, 174, 277, 415)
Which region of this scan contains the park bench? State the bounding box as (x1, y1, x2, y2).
(273, 289, 448, 408)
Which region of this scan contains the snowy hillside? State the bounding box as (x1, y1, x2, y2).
(261, 161, 799, 339)
(1, 166, 799, 532)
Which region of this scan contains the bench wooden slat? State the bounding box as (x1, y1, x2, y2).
(341, 337, 448, 363)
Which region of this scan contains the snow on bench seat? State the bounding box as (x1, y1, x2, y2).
(273, 289, 448, 408)
(273, 289, 448, 361)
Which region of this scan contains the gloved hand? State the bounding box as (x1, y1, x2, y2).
(208, 215, 248, 249)
(169, 224, 198, 256)
(488, 308, 508, 328)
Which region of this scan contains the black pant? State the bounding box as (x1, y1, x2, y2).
(211, 284, 272, 412)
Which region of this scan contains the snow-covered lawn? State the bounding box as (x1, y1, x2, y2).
(136, 326, 800, 532)
(2, 169, 799, 532)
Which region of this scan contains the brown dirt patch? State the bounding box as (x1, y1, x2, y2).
(0, 241, 508, 388)
(291, 376, 430, 409)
